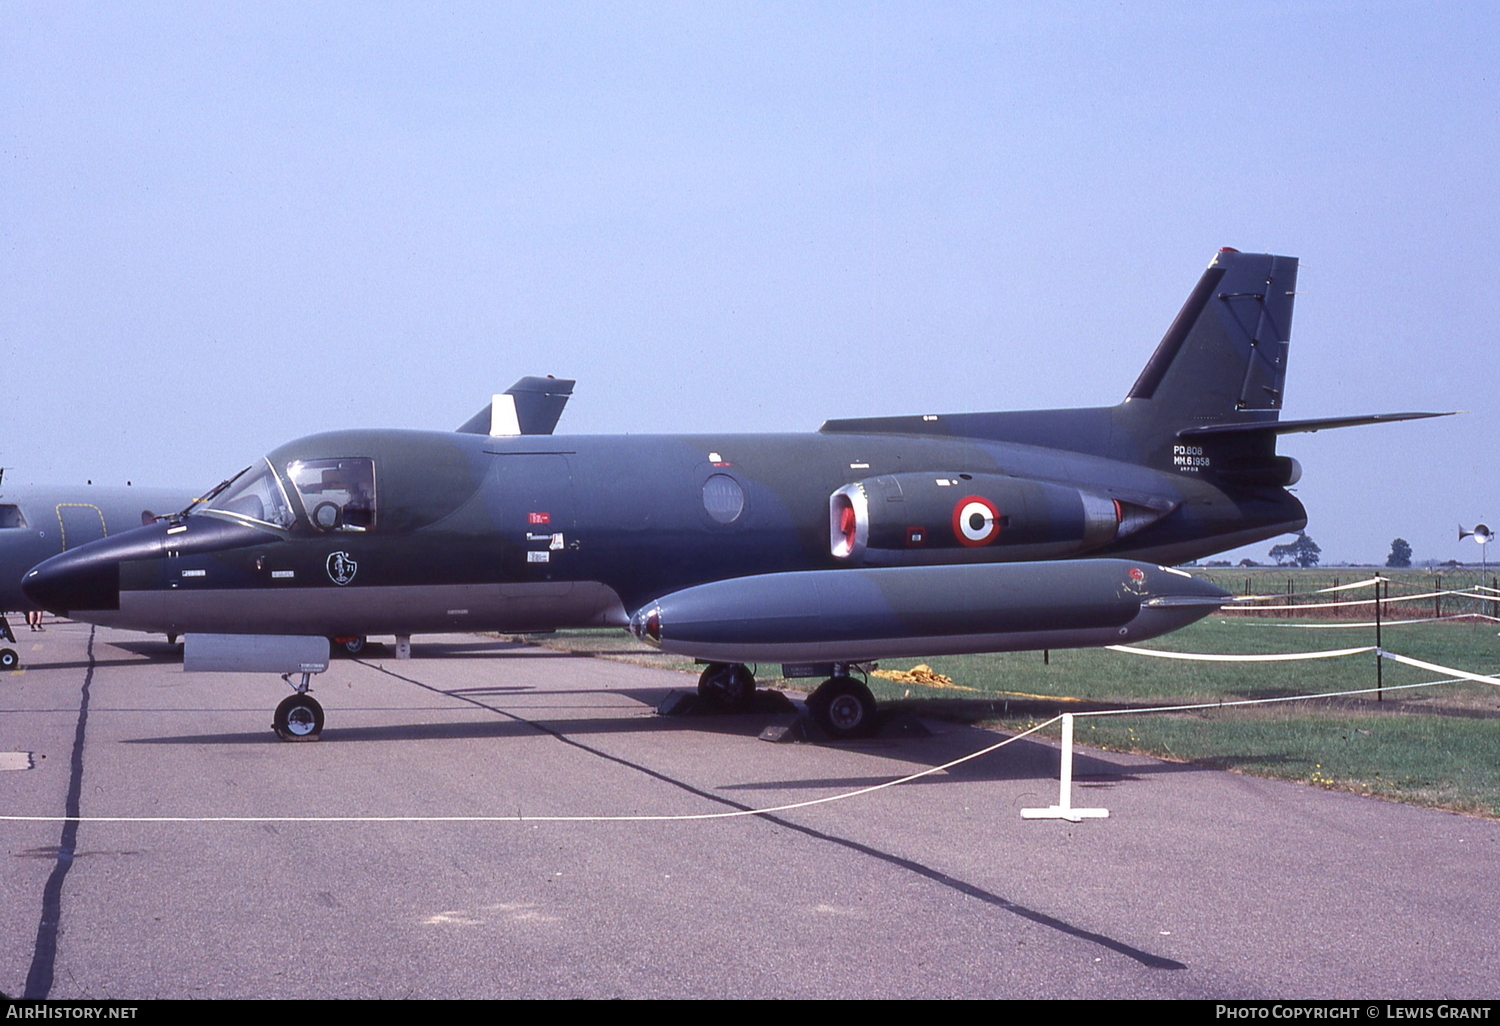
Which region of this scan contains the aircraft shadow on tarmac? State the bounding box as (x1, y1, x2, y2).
(123, 711, 800, 747)
(118, 704, 1211, 793)
(366, 640, 598, 660)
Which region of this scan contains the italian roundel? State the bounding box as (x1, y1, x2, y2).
(952, 496, 1000, 546)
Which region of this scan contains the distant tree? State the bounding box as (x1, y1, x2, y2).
(1205, 560, 1231, 567)
(1386, 538, 1413, 568)
(1238, 558, 1262, 567)
(1269, 532, 1321, 568)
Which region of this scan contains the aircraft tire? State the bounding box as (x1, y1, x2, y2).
(697, 662, 756, 710)
(807, 678, 878, 740)
(272, 694, 324, 742)
(335, 636, 367, 657)
(0, 648, 18, 671)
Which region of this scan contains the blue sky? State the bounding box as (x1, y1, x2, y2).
(2, 2, 1494, 565)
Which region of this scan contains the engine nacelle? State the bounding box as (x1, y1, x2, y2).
(829, 472, 1173, 565)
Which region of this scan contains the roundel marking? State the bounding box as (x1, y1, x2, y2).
(1128, 566, 1145, 582)
(952, 496, 1000, 547)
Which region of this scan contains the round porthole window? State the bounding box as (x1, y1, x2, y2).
(702, 474, 745, 523)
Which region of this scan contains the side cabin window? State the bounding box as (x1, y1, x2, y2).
(0, 505, 26, 529)
(286, 458, 376, 532)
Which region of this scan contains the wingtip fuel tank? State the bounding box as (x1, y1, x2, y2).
(629, 559, 1229, 664)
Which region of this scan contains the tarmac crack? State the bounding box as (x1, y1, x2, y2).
(366, 660, 1186, 971)
(23, 625, 95, 999)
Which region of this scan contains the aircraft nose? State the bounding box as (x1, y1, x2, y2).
(23, 545, 123, 616)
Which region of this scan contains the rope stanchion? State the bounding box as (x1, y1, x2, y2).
(1021, 713, 1108, 822)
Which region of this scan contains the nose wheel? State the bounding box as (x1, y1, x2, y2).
(273, 694, 324, 741)
(697, 662, 757, 710)
(0, 648, 18, 671)
(272, 671, 324, 741)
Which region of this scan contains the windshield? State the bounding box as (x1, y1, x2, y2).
(199, 460, 296, 530)
(285, 458, 376, 532)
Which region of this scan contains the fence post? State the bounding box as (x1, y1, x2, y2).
(1375, 577, 1383, 702)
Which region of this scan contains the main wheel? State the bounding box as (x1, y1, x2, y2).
(0, 648, 18, 671)
(697, 662, 757, 710)
(807, 678, 878, 739)
(334, 636, 367, 656)
(272, 694, 325, 741)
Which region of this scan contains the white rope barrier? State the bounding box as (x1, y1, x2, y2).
(6, 631, 1494, 827)
(1106, 644, 1374, 661)
(1231, 576, 1385, 602)
(1224, 589, 1498, 612)
(1231, 614, 1500, 629)
(0, 716, 1070, 825)
(1376, 650, 1500, 688)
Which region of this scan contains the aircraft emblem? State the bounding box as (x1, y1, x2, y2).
(326, 551, 358, 586)
(952, 496, 1000, 547)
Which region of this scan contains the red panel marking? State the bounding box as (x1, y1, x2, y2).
(528, 512, 551, 525)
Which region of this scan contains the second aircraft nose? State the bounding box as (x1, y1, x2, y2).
(21, 521, 180, 616)
(23, 545, 123, 616)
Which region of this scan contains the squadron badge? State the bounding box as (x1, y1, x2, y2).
(326, 551, 358, 586)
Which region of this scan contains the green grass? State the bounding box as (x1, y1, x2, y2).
(510, 598, 1500, 816)
(861, 617, 1500, 817)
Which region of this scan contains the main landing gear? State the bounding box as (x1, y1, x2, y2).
(332, 635, 367, 657)
(697, 662, 757, 710)
(697, 660, 882, 738)
(273, 671, 324, 741)
(805, 669, 879, 740)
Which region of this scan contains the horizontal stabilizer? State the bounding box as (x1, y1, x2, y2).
(1178, 410, 1456, 439)
(456, 376, 576, 436)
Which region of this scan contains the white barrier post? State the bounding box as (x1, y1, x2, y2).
(1022, 713, 1109, 822)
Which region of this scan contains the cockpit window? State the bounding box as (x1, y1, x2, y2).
(286, 458, 376, 532)
(0, 505, 26, 529)
(201, 460, 296, 530)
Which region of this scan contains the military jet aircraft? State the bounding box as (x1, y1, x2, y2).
(0, 477, 187, 669)
(23, 249, 1449, 739)
(0, 375, 570, 671)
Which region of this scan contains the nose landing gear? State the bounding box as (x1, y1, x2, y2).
(0, 615, 19, 670)
(273, 671, 324, 741)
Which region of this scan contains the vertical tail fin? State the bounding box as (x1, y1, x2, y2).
(456, 376, 576, 436)
(1124, 248, 1299, 427)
